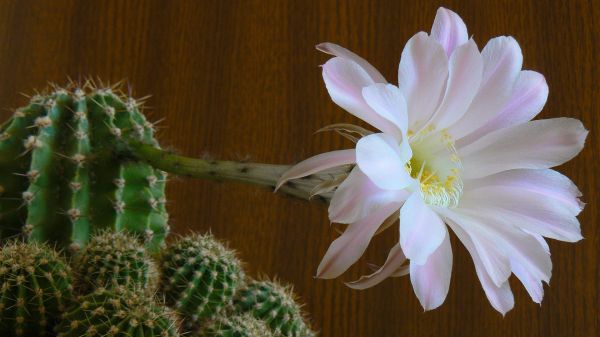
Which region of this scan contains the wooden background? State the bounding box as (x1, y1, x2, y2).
(0, 0, 597, 336)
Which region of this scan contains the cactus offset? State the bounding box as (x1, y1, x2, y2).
(0, 82, 169, 251)
(198, 313, 274, 337)
(56, 286, 180, 337)
(234, 280, 315, 337)
(160, 233, 244, 325)
(0, 241, 74, 336)
(73, 230, 158, 293)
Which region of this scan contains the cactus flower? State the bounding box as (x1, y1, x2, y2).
(277, 7, 587, 314)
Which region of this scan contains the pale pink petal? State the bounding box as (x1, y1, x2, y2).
(345, 244, 406, 289)
(460, 118, 588, 179)
(446, 220, 515, 315)
(329, 167, 408, 224)
(428, 40, 483, 130)
(511, 258, 544, 303)
(461, 169, 583, 241)
(430, 7, 468, 57)
(450, 36, 523, 139)
(322, 57, 398, 134)
(317, 42, 386, 83)
(525, 231, 550, 254)
(356, 133, 413, 190)
(400, 193, 447, 265)
(362, 83, 408, 137)
(276, 149, 355, 190)
(443, 209, 552, 286)
(398, 32, 448, 130)
(438, 209, 511, 286)
(410, 232, 453, 310)
(457, 70, 548, 147)
(316, 203, 400, 279)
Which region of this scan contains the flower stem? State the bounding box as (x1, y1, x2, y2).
(127, 140, 336, 202)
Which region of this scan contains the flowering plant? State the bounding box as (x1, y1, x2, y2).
(276, 7, 587, 314)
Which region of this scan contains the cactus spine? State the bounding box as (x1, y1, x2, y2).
(160, 234, 244, 325)
(198, 313, 274, 337)
(0, 83, 169, 251)
(0, 241, 74, 336)
(73, 230, 158, 293)
(234, 280, 315, 337)
(56, 286, 180, 337)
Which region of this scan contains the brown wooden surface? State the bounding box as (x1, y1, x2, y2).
(0, 1, 598, 336)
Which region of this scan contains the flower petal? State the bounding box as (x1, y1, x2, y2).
(457, 70, 548, 147)
(439, 209, 511, 286)
(442, 209, 552, 287)
(345, 243, 406, 289)
(450, 36, 523, 139)
(329, 167, 408, 224)
(398, 32, 448, 130)
(316, 203, 400, 279)
(430, 7, 468, 57)
(276, 149, 355, 190)
(362, 83, 408, 137)
(356, 133, 413, 190)
(461, 169, 583, 241)
(511, 258, 544, 303)
(400, 193, 447, 265)
(460, 118, 588, 179)
(322, 57, 398, 134)
(317, 42, 386, 83)
(428, 39, 483, 130)
(446, 220, 515, 315)
(410, 232, 453, 310)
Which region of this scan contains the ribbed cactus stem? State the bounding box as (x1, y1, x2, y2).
(128, 140, 346, 202)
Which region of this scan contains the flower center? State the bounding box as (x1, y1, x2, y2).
(407, 127, 462, 208)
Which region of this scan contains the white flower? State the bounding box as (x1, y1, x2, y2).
(277, 7, 587, 314)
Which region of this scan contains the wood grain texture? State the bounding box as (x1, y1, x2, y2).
(0, 0, 597, 336)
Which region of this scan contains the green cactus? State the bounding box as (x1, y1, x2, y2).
(198, 313, 274, 337)
(160, 233, 244, 326)
(0, 241, 74, 336)
(0, 82, 169, 251)
(73, 230, 158, 293)
(234, 280, 315, 337)
(56, 286, 180, 337)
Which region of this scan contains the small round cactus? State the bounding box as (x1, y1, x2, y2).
(198, 313, 274, 337)
(0, 241, 74, 336)
(160, 233, 244, 325)
(56, 286, 180, 337)
(233, 280, 315, 337)
(73, 230, 157, 293)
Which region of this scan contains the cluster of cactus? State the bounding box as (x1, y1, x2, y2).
(0, 230, 315, 336)
(0, 81, 169, 251)
(0, 81, 319, 336)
